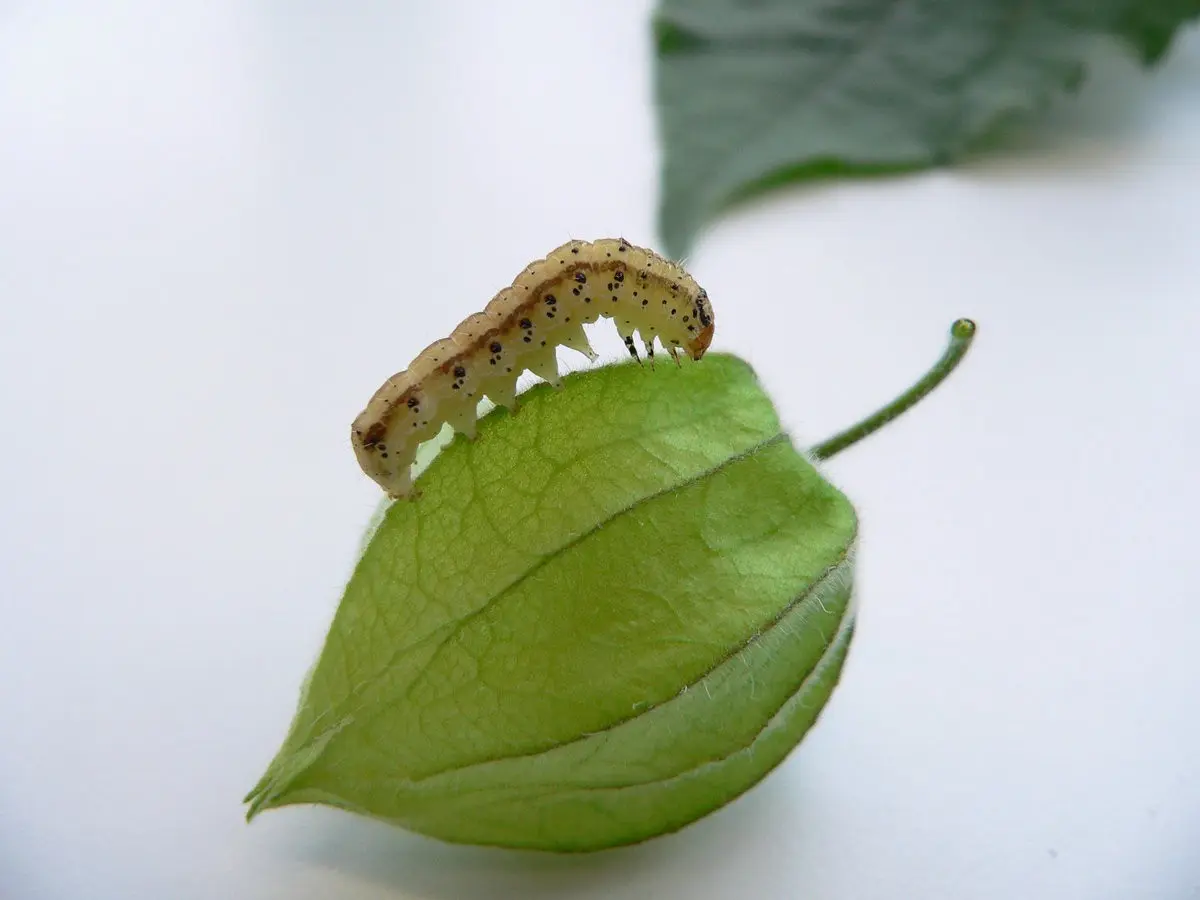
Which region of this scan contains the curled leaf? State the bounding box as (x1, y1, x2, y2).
(247, 355, 857, 850)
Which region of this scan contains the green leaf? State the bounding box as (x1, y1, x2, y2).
(246, 354, 858, 850)
(654, 0, 1200, 258)
(1108, 0, 1200, 62)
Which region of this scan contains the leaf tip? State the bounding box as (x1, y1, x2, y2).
(243, 786, 267, 823)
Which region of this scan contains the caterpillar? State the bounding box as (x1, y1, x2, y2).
(351, 237, 715, 499)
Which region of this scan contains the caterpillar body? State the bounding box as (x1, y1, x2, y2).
(351, 238, 715, 499)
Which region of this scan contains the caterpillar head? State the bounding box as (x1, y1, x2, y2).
(685, 289, 714, 360)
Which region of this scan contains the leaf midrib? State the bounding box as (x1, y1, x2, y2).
(325, 432, 794, 747)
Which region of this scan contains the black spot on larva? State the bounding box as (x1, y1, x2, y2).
(682, 315, 689, 322)
(544, 295, 556, 306)
(519, 318, 532, 329)
(687, 325, 696, 332)
(489, 341, 502, 354)
(381, 452, 388, 459)
(454, 365, 466, 378)
(406, 397, 418, 408)
(523, 336, 532, 343)
(545, 311, 555, 319)
(489, 359, 497, 365)
(671, 308, 677, 315)
(614, 270, 625, 282)
(584, 296, 592, 303)
(641, 299, 649, 306)
(632, 290, 638, 297)
(378, 443, 386, 451)
(671, 282, 679, 291)
(618, 243, 627, 252)
(451, 383, 460, 390)
(572, 287, 581, 296)
(565, 317, 571, 322)
(540, 340, 547, 346)
(571, 247, 579, 254)
(574, 272, 587, 283)
(612, 296, 618, 302)
(607, 282, 613, 291)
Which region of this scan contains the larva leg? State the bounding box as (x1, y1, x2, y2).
(622, 335, 642, 364)
(668, 345, 681, 366)
(641, 333, 656, 369)
(445, 404, 478, 440)
(557, 323, 598, 362)
(524, 346, 562, 387)
(386, 466, 414, 501)
(482, 376, 517, 410)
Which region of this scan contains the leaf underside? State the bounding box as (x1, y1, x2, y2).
(247, 355, 859, 850)
(654, 0, 1200, 257)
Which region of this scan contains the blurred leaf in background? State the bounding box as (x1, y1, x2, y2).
(654, 0, 1200, 258)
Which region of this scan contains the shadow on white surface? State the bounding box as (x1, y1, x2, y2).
(258, 763, 818, 900)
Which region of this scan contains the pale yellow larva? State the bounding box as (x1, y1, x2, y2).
(351, 238, 715, 498)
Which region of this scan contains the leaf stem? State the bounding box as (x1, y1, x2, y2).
(809, 319, 976, 462)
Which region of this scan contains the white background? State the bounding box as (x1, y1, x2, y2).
(2, 3, 1198, 898)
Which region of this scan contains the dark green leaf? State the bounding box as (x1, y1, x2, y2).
(1108, 0, 1200, 62)
(654, 0, 1200, 257)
